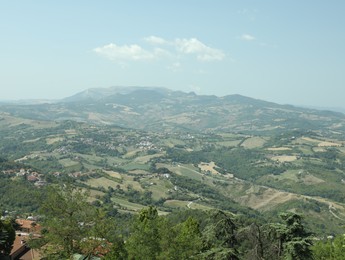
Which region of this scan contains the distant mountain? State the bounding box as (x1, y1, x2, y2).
(61, 86, 172, 103)
(1, 86, 345, 135)
(0, 99, 55, 105)
(301, 105, 345, 114)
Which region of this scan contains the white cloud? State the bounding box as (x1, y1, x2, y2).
(240, 34, 256, 41)
(94, 43, 156, 61)
(144, 36, 168, 45)
(175, 38, 225, 61)
(94, 37, 225, 63)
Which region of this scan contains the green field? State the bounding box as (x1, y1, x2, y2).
(86, 177, 120, 189)
(241, 136, 266, 148)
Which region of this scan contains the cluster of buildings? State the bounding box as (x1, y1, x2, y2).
(6, 218, 42, 260)
(1, 169, 47, 187)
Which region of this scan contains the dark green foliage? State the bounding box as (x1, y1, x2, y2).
(0, 218, 15, 256)
(312, 235, 345, 259)
(200, 210, 239, 260)
(34, 185, 114, 259)
(103, 238, 128, 260)
(159, 216, 203, 259)
(267, 212, 313, 260)
(125, 206, 161, 259)
(0, 175, 42, 213)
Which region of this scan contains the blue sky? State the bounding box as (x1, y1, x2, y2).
(1, 1, 345, 108)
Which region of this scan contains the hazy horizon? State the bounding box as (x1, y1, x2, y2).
(1, 1, 344, 108)
(1, 85, 345, 114)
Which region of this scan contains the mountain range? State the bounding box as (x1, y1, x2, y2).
(1, 86, 345, 135)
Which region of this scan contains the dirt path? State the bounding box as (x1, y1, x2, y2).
(329, 203, 345, 221)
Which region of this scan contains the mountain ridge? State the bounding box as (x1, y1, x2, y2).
(1, 86, 344, 135)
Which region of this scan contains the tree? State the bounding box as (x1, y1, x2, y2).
(34, 184, 111, 259)
(0, 218, 15, 256)
(126, 206, 161, 259)
(103, 237, 128, 260)
(312, 234, 345, 259)
(200, 210, 239, 260)
(237, 223, 265, 260)
(267, 212, 313, 260)
(174, 216, 202, 258)
(159, 216, 202, 259)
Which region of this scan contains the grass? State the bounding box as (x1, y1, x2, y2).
(88, 189, 105, 199)
(271, 155, 297, 162)
(129, 169, 151, 175)
(338, 147, 345, 154)
(86, 177, 119, 189)
(267, 147, 292, 151)
(112, 197, 144, 212)
(161, 138, 186, 148)
(318, 141, 342, 147)
(59, 158, 80, 167)
(104, 156, 129, 166)
(298, 146, 314, 155)
(241, 137, 266, 149)
(123, 149, 141, 159)
(103, 170, 122, 179)
(121, 175, 143, 191)
(273, 170, 301, 181)
(134, 153, 164, 163)
(169, 164, 204, 181)
(122, 162, 151, 171)
(146, 178, 170, 200)
(46, 137, 64, 144)
(79, 153, 104, 163)
(216, 140, 242, 147)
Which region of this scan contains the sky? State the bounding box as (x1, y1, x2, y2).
(1, 1, 345, 108)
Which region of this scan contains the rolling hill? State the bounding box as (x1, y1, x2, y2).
(1, 86, 345, 135)
(1, 86, 345, 235)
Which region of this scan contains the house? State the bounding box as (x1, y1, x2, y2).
(10, 235, 27, 260)
(15, 219, 41, 234)
(9, 235, 41, 260)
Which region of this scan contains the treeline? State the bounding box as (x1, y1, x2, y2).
(23, 185, 316, 260)
(2, 184, 344, 259)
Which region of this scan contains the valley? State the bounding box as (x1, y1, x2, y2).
(1, 87, 345, 236)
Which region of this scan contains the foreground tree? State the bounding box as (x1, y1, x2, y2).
(174, 216, 202, 258)
(126, 206, 161, 259)
(159, 216, 202, 259)
(267, 212, 313, 260)
(33, 184, 112, 259)
(237, 223, 265, 260)
(312, 234, 345, 259)
(200, 210, 239, 260)
(0, 218, 15, 257)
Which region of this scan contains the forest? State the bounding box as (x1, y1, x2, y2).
(1, 184, 345, 259)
